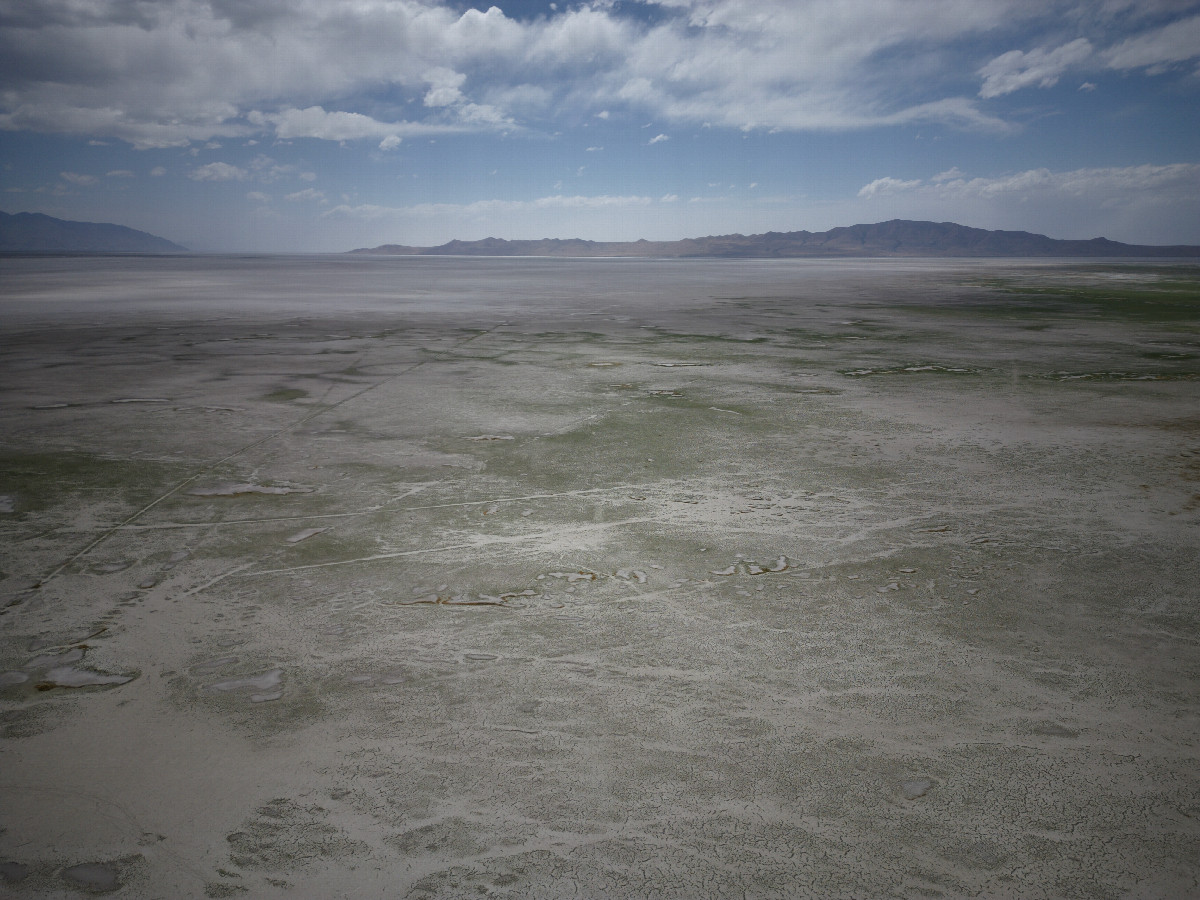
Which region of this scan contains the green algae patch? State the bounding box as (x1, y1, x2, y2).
(961, 269, 1200, 325)
(0, 451, 189, 516)
(262, 388, 309, 402)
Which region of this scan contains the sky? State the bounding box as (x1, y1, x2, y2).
(1, 0, 1199, 252)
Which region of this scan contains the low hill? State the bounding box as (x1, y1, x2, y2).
(350, 220, 1200, 258)
(0, 210, 187, 253)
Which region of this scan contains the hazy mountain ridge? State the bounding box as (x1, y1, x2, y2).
(351, 219, 1200, 258)
(0, 210, 187, 253)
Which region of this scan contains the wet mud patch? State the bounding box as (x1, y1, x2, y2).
(0, 854, 144, 895)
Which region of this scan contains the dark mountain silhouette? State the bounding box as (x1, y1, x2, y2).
(350, 220, 1200, 258)
(0, 210, 187, 252)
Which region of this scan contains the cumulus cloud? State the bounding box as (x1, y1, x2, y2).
(2, 1, 1197, 150)
(423, 68, 467, 108)
(0, 0, 1131, 148)
(248, 107, 455, 143)
(978, 38, 1093, 98)
(59, 171, 97, 185)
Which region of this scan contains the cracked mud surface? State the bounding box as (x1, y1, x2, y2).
(1, 256, 1198, 897)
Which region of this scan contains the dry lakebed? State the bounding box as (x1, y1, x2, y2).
(0, 255, 1198, 898)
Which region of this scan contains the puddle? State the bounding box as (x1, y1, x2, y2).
(206, 668, 284, 702)
(41, 667, 133, 688)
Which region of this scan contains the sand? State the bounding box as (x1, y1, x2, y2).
(0, 255, 1198, 898)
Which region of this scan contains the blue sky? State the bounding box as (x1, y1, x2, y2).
(2, 0, 1199, 251)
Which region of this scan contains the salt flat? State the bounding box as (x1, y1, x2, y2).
(1, 255, 1198, 898)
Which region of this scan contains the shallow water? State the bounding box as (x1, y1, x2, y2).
(1, 255, 1198, 898)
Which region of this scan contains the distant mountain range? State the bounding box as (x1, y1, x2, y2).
(0, 210, 187, 253)
(351, 220, 1200, 259)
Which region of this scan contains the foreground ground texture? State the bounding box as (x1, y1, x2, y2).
(0, 256, 1197, 899)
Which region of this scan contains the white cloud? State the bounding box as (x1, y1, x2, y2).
(188, 162, 248, 182)
(857, 176, 921, 198)
(860, 163, 1200, 203)
(285, 188, 326, 202)
(649, 133, 669, 144)
(241, 154, 313, 184)
(246, 191, 270, 202)
(150, 166, 166, 177)
(59, 171, 97, 185)
(423, 68, 467, 108)
(326, 194, 657, 220)
(0, 0, 1138, 148)
(2, 1, 1196, 156)
(848, 163, 1200, 244)
(1103, 13, 1200, 71)
(978, 38, 1093, 98)
(924, 164, 1200, 200)
(379, 135, 402, 151)
(248, 107, 456, 143)
(319, 192, 676, 247)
